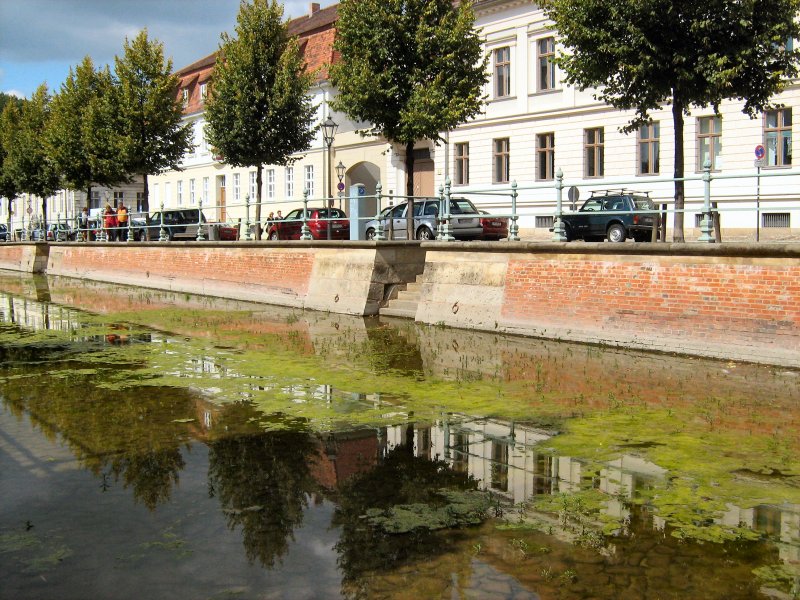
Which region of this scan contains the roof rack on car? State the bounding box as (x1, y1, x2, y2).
(589, 188, 651, 197)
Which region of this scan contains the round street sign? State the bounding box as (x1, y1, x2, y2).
(26, 206, 33, 215)
(337, 182, 345, 192)
(755, 144, 766, 160)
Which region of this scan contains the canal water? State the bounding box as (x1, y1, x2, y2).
(0, 271, 798, 600)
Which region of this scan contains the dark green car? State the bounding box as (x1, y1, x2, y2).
(559, 191, 659, 242)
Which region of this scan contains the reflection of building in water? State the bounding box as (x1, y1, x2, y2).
(0, 295, 82, 333)
(380, 417, 800, 563)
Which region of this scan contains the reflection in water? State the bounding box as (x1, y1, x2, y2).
(0, 274, 799, 599)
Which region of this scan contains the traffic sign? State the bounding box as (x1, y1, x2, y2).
(337, 182, 345, 192)
(26, 206, 32, 215)
(755, 144, 766, 160)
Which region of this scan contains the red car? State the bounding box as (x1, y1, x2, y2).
(266, 208, 350, 240)
(479, 210, 509, 241)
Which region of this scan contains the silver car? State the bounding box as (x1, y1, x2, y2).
(365, 197, 482, 240)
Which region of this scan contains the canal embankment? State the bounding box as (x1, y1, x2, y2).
(0, 240, 797, 367)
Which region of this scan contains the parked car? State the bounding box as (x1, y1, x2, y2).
(556, 190, 659, 242)
(266, 208, 350, 240)
(478, 210, 509, 241)
(217, 223, 240, 241)
(31, 223, 75, 242)
(365, 197, 483, 241)
(135, 208, 207, 241)
(0, 224, 7, 241)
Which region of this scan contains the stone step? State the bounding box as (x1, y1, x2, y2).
(380, 305, 417, 319)
(383, 299, 419, 314)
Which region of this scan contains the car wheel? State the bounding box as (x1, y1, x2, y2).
(268, 231, 279, 241)
(416, 226, 434, 241)
(366, 228, 376, 240)
(607, 223, 627, 243)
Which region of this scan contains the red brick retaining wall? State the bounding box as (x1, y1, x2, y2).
(417, 243, 800, 367)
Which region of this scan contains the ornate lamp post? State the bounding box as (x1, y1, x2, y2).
(321, 115, 338, 240)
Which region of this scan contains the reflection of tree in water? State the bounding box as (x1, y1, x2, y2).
(107, 447, 186, 511)
(333, 443, 487, 588)
(0, 350, 197, 511)
(207, 423, 317, 568)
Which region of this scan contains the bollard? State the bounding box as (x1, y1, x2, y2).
(196, 198, 206, 241)
(374, 182, 386, 241)
(159, 202, 169, 241)
(551, 169, 566, 242)
(244, 194, 252, 241)
(300, 189, 312, 240)
(126, 210, 134, 242)
(698, 159, 715, 243)
(508, 180, 521, 241)
(441, 177, 454, 241)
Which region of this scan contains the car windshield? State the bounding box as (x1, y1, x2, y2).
(315, 209, 346, 218)
(449, 199, 478, 214)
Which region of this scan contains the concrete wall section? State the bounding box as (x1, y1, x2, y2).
(0, 244, 47, 273)
(416, 249, 508, 329)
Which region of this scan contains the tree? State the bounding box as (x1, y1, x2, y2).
(205, 0, 315, 240)
(46, 57, 129, 214)
(330, 0, 487, 238)
(115, 30, 192, 217)
(0, 99, 23, 230)
(540, 0, 800, 241)
(5, 85, 60, 231)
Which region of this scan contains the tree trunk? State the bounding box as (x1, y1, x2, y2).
(255, 165, 263, 240)
(672, 99, 685, 242)
(405, 141, 415, 239)
(142, 173, 150, 241)
(41, 197, 48, 235)
(86, 184, 92, 211)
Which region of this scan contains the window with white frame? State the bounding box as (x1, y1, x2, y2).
(765, 108, 792, 167)
(202, 177, 209, 204)
(494, 46, 511, 98)
(151, 185, 159, 210)
(177, 180, 183, 206)
(286, 167, 294, 198)
(584, 128, 604, 178)
(182, 88, 188, 107)
(189, 178, 196, 205)
(493, 138, 510, 184)
(233, 173, 241, 202)
(249, 171, 257, 201)
(267, 169, 275, 199)
(537, 37, 556, 91)
(638, 122, 660, 175)
(697, 116, 722, 170)
(164, 182, 171, 206)
(454, 143, 469, 185)
(536, 133, 554, 181)
(304, 165, 314, 197)
(200, 83, 207, 102)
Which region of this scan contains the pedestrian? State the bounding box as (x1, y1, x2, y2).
(103, 203, 118, 241)
(276, 210, 282, 219)
(117, 203, 128, 241)
(78, 207, 89, 239)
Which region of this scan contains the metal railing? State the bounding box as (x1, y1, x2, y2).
(5, 161, 800, 244)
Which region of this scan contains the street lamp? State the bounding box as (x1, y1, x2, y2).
(336, 161, 346, 211)
(321, 115, 338, 239)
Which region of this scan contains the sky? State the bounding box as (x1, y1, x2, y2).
(0, 0, 315, 99)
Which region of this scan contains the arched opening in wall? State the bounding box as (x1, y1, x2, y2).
(342, 161, 380, 216)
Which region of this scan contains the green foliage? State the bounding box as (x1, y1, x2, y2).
(4, 85, 60, 225)
(0, 100, 23, 213)
(331, 0, 487, 145)
(541, 0, 800, 239)
(205, 0, 315, 239)
(205, 0, 315, 169)
(46, 58, 130, 202)
(115, 30, 193, 211)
